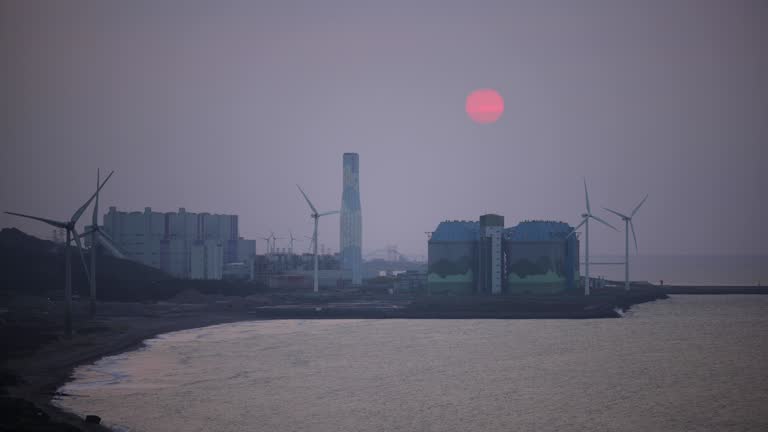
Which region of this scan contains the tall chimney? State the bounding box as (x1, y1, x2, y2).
(340, 153, 362, 285)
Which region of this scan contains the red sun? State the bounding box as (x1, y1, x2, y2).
(465, 89, 504, 124)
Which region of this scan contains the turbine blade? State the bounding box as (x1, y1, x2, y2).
(71, 170, 114, 224)
(567, 218, 587, 238)
(72, 228, 92, 285)
(631, 194, 648, 217)
(92, 168, 100, 227)
(5, 211, 67, 228)
(603, 207, 628, 220)
(583, 178, 591, 213)
(97, 231, 125, 258)
(296, 184, 318, 215)
(590, 214, 618, 231)
(78, 227, 96, 238)
(318, 210, 340, 217)
(630, 220, 639, 252)
(96, 227, 114, 242)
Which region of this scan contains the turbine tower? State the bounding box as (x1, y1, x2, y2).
(340, 153, 362, 285)
(604, 195, 648, 291)
(297, 185, 339, 292)
(80, 169, 124, 318)
(5, 170, 114, 336)
(569, 178, 617, 295)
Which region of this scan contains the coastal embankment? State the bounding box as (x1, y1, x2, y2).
(665, 285, 768, 295)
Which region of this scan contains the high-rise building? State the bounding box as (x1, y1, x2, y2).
(340, 153, 362, 285)
(101, 206, 255, 280)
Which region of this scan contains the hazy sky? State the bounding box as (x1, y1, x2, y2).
(1, 0, 766, 257)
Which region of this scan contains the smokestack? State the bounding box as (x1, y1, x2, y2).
(340, 153, 362, 285)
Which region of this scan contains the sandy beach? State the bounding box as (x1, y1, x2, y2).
(1, 299, 261, 431)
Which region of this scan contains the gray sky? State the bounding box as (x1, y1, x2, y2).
(1, 0, 766, 257)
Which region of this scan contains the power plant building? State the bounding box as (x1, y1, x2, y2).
(504, 221, 579, 294)
(427, 220, 479, 295)
(428, 215, 579, 295)
(101, 207, 256, 280)
(340, 153, 362, 285)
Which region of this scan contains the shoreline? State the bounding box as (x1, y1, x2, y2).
(3, 307, 259, 431)
(2, 289, 666, 430)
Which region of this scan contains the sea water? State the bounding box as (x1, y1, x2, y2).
(57, 296, 768, 432)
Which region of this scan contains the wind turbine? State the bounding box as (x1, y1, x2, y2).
(268, 232, 276, 254)
(288, 231, 302, 255)
(568, 178, 618, 296)
(259, 235, 272, 255)
(79, 169, 124, 318)
(5, 170, 114, 336)
(272, 232, 286, 254)
(305, 235, 314, 253)
(604, 195, 648, 291)
(296, 185, 339, 292)
(265, 231, 276, 254)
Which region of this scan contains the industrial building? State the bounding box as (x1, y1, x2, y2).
(340, 153, 363, 285)
(428, 215, 579, 295)
(252, 249, 342, 289)
(504, 220, 579, 294)
(98, 207, 256, 280)
(427, 220, 479, 295)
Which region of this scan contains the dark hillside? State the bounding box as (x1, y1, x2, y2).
(0, 228, 264, 303)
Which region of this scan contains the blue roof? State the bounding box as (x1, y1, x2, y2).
(504, 220, 574, 241)
(431, 220, 480, 242)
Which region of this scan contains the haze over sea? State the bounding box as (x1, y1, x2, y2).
(56, 296, 768, 432)
(578, 255, 767, 286)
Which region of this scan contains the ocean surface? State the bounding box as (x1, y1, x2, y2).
(57, 296, 768, 432)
